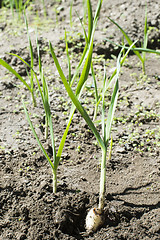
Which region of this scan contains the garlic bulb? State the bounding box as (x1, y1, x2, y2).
(85, 207, 104, 232)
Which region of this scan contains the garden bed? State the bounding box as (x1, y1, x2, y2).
(0, 0, 160, 239)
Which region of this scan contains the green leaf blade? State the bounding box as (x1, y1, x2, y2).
(0, 58, 32, 92)
(108, 17, 143, 62)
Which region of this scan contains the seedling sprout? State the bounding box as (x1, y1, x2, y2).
(0, 0, 98, 193)
(107, 6, 160, 74)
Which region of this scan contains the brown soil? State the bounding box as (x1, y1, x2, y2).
(0, 0, 160, 239)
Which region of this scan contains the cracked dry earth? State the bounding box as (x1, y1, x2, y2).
(0, 0, 160, 239)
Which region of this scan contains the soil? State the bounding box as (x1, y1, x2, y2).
(0, 0, 160, 239)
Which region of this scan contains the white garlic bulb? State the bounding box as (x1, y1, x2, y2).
(85, 207, 104, 232)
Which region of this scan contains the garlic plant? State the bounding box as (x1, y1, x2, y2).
(50, 0, 139, 229)
(0, 0, 98, 193)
